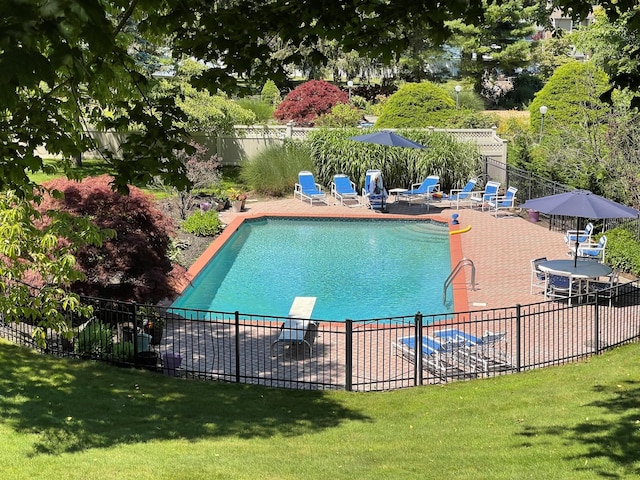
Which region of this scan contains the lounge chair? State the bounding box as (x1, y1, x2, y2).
(488, 186, 518, 217)
(530, 257, 548, 294)
(433, 329, 514, 373)
(392, 335, 473, 380)
(270, 297, 319, 358)
(470, 180, 501, 210)
(397, 175, 440, 206)
(362, 169, 388, 210)
(294, 171, 329, 206)
(448, 178, 477, 209)
(330, 174, 360, 207)
(564, 222, 593, 247)
(576, 235, 607, 263)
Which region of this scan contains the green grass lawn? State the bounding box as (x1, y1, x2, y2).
(1, 339, 639, 479)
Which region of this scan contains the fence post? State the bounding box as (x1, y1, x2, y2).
(234, 311, 241, 383)
(415, 312, 423, 386)
(515, 304, 521, 372)
(345, 319, 353, 391)
(131, 302, 139, 358)
(594, 293, 600, 355)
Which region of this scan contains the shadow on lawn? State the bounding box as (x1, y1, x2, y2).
(0, 343, 371, 456)
(519, 379, 640, 477)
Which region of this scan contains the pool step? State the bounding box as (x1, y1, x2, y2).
(288, 296, 317, 319)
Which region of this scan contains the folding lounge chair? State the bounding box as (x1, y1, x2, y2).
(392, 335, 473, 380)
(330, 174, 361, 207)
(294, 171, 329, 206)
(470, 180, 500, 210)
(448, 178, 477, 209)
(362, 169, 388, 210)
(397, 175, 440, 206)
(270, 297, 318, 358)
(564, 222, 593, 248)
(488, 186, 518, 217)
(576, 235, 607, 263)
(433, 329, 513, 374)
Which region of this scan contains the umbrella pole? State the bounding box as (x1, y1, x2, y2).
(574, 218, 580, 267)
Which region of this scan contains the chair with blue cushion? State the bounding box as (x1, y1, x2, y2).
(330, 174, 360, 207)
(294, 171, 329, 206)
(448, 178, 477, 209)
(362, 169, 388, 210)
(577, 235, 607, 263)
(530, 256, 547, 294)
(488, 186, 518, 217)
(397, 175, 440, 205)
(544, 270, 580, 305)
(564, 222, 593, 248)
(470, 180, 501, 210)
(586, 269, 619, 306)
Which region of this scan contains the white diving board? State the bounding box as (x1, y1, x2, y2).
(270, 297, 318, 357)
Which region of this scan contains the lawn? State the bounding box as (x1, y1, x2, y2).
(1, 338, 639, 479)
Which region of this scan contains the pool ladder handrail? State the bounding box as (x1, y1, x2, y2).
(443, 258, 476, 303)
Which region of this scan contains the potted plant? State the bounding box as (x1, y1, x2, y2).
(139, 306, 165, 345)
(227, 188, 247, 212)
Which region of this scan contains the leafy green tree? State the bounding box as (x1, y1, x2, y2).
(530, 61, 611, 190)
(375, 82, 456, 128)
(261, 80, 282, 106)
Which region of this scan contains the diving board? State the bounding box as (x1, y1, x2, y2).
(270, 297, 319, 357)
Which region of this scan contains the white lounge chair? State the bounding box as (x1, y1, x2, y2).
(576, 235, 607, 263)
(294, 171, 329, 206)
(362, 169, 388, 210)
(470, 180, 501, 210)
(270, 297, 318, 357)
(330, 174, 360, 207)
(488, 186, 518, 217)
(397, 175, 440, 206)
(448, 178, 477, 209)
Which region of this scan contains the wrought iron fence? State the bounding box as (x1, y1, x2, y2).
(2, 281, 640, 391)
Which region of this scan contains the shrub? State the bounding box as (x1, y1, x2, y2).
(314, 103, 363, 127)
(375, 82, 457, 128)
(236, 97, 275, 123)
(260, 79, 281, 106)
(75, 320, 113, 358)
(241, 141, 314, 196)
(602, 227, 640, 275)
(112, 341, 135, 362)
(273, 80, 348, 126)
(181, 210, 224, 237)
(38, 175, 184, 303)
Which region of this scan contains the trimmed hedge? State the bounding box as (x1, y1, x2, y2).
(375, 82, 457, 128)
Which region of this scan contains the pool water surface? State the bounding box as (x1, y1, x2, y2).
(171, 217, 454, 320)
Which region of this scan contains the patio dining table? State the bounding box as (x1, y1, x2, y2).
(537, 258, 612, 279)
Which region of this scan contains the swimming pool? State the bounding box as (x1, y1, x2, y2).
(171, 217, 454, 320)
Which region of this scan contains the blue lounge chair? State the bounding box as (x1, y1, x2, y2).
(294, 171, 328, 206)
(470, 180, 501, 210)
(564, 223, 594, 247)
(362, 169, 388, 210)
(392, 335, 472, 379)
(577, 235, 607, 263)
(448, 178, 477, 209)
(488, 186, 518, 217)
(330, 174, 361, 207)
(397, 175, 440, 205)
(433, 329, 513, 373)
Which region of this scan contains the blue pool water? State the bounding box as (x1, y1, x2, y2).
(171, 217, 453, 320)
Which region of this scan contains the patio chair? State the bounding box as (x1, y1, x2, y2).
(433, 329, 514, 374)
(488, 186, 518, 217)
(397, 175, 440, 205)
(586, 269, 620, 306)
(448, 178, 477, 209)
(576, 235, 607, 263)
(530, 256, 548, 295)
(544, 270, 580, 305)
(330, 174, 360, 207)
(270, 296, 318, 358)
(564, 222, 594, 247)
(470, 180, 501, 210)
(362, 169, 388, 210)
(294, 171, 329, 206)
(392, 335, 473, 380)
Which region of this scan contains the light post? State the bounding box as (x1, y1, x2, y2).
(539, 105, 548, 142)
(347, 80, 353, 101)
(455, 85, 461, 109)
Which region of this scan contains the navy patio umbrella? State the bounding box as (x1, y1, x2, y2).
(520, 190, 638, 266)
(349, 130, 426, 150)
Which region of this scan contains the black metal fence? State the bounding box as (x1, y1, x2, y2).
(2, 281, 640, 391)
